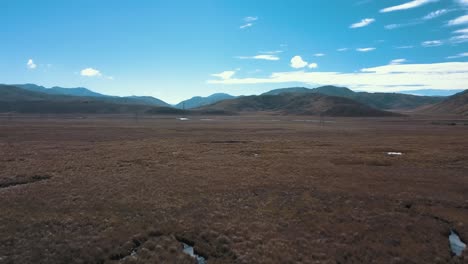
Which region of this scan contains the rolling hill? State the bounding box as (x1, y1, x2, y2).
(175, 93, 236, 109)
(199, 93, 400, 117)
(419, 90, 468, 116)
(263, 86, 445, 110)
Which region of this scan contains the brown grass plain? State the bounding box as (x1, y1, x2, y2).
(0, 114, 467, 264)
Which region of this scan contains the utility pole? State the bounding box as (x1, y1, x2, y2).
(320, 113, 325, 127)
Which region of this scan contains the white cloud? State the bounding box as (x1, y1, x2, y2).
(421, 40, 443, 47)
(207, 62, 468, 92)
(27, 59, 37, 69)
(80, 68, 102, 77)
(423, 9, 449, 20)
(447, 52, 468, 59)
(390, 59, 407, 65)
(380, 0, 439, 13)
(237, 54, 280, 61)
(211, 71, 236, 80)
(308, 63, 318, 69)
(240, 23, 253, 29)
(350, 18, 375, 28)
(313, 53, 326, 57)
(290, 56, 309, 69)
(456, 0, 468, 6)
(337, 48, 349, 52)
(356, 47, 376, 52)
(448, 15, 468, 26)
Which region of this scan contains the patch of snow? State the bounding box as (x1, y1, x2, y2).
(450, 230, 466, 257)
(387, 152, 403, 156)
(182, 243, 206, 264)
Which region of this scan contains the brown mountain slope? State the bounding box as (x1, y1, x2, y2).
(199, 93, 400, 117)
(419, 90, 468, 116)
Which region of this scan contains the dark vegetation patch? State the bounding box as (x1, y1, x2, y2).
(209, 140, 251, 144)
(430, 121, 468, 126)
(0, 175, 51, 189)
(331, 157, 393, 167)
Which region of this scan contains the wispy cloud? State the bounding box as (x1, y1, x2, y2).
(385, 24, 403, 30)
(380, 0, 438, 13)
(313, 53, 326, 57)
(421, 40, 443, 47)
(240, 23, 253, 29)
(454, 28, 468, 34)
(395, 45, 415, 49)
(451, 27, 468, 43)
(80, 68, 102, 77)
(236, 54, 280, 61)
(423, 9, 449, 20)
(337, 48, 349, 52)
(27, 59, 37, 69)
(211, 70, 236, 80)
(207, 62, 468, 93)
(385, 21, 424, 30)
(356, 47, 376, 52)
(448, 15, 468, 26)
(450, 34, 468, 43)
(308, 63, 318, 69)
(447, 52, 468, 59)
(240, 16, 258, 29)
(390, 59, 407, 65)
(350, 18, 375, 28)
(260, 50, 283, 54)
(244, 16, 258, 22)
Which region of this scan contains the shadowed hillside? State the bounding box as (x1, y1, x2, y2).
(199, 93, 400, 117)
(419, 90, 468, 116)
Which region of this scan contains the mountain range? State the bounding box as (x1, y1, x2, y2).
(198, 93, 399, 117)
(262, 86, 445, 110)
(1, 83, 466, 116)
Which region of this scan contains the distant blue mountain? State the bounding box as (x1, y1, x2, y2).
(15, 83, 106, 97)
(398, 89, 464, 97)
(175, 93, 236, 109)
(12, 84, 170, 107)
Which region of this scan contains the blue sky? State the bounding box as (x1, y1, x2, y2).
(1, 0, 468, 103)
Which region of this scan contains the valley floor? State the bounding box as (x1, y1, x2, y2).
(0, 115, 467, 263)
